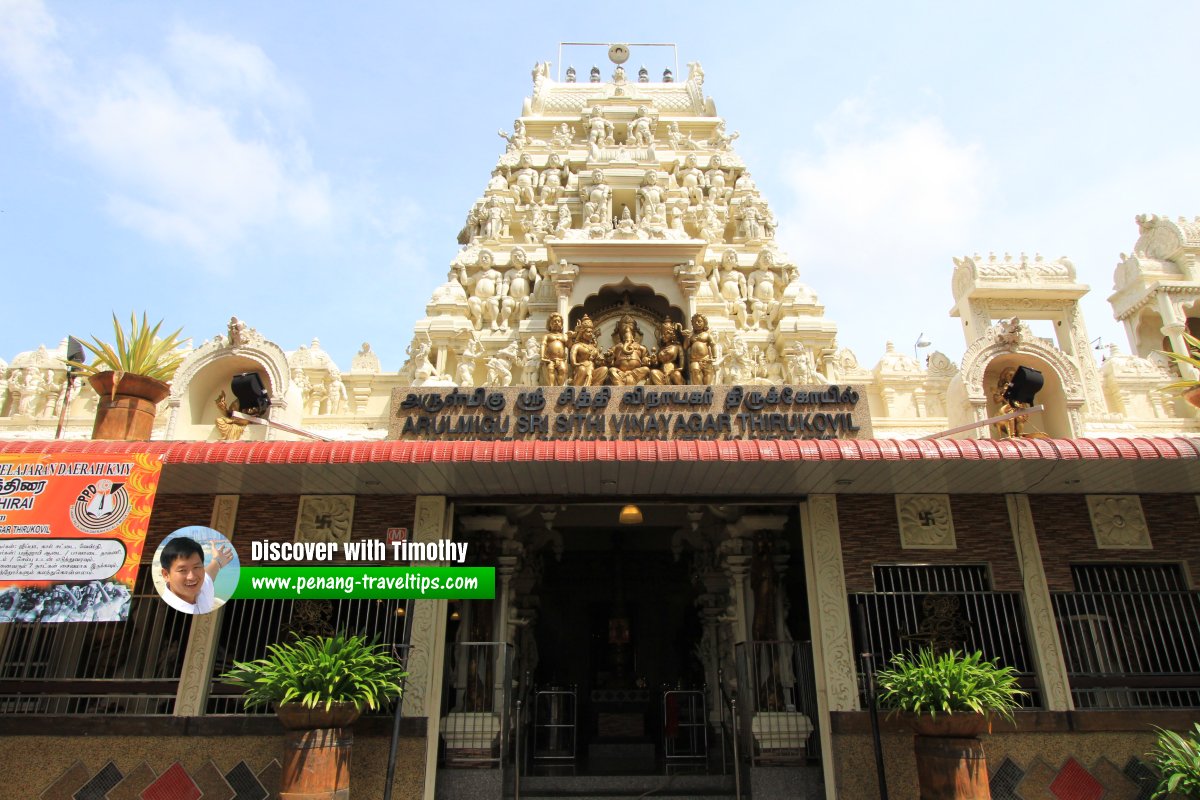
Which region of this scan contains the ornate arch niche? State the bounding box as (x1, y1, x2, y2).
(166, 326, 291, 440)
(568, 280, 687, 346)
(960, 320, 1085, 439)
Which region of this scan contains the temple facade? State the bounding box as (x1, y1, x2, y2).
(1, 51, 1198, 800)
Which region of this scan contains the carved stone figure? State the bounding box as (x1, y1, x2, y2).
(486, 167, 509, 193)
(552, 200, 572, 236)
(510, 153, 539, 205)
(541, 313, 569, 386)
(747, 250, 783, 329)
(649, 320, 686, 385)
(628, 106, 655, 147)
(551, 122, 573, 148)
(666, 121, 698, 151)
(502, 247, 540, 328)
(582, 169, 612, 230)
(521, 336, 541, 385)
(486, 341, 520, 387)
(636, 169, 667, 226)
(612, 205, 641, 239)
(308, 380, 328, 416)
(483, 196, 506, 240)
(457, 333, 485, 385)
(498, 119, 528, 152)
(697, 199, 726, 243)
(460, 250, 505, 331)
(711, 249, 749, 329)
(290, 367, 312, 410)
(706, 155, 731, 206)
(720, 331, 755, 383)
(16, 368, 42, 416)
(538, 153, 571, 205)
(739, 200, 765, 241)
(734, 170, 757, 193)
(607, 314, 653, 385)
(351, 342, 381, 373)
(569, 315, 607, 386)
(327, 371, 348, 415)
(761, 345, 786, 382)
(684, 314, 718, 385)
(713, 120, 740, 150)
(586, 106, 614, 152)
(675, 154, 705, 207)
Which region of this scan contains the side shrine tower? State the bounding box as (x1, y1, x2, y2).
(400, 52, 837, 393)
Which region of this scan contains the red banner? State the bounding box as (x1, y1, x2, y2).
(0, 453, 164, 622)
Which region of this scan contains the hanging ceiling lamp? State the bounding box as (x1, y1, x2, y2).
(619, 504, 643, 525)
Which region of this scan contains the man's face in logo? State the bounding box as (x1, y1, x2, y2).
(162, 553, 204, 604)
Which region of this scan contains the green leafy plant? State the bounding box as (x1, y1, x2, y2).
(220, 633, 407, 712)
(1156, 330, 1200, 394)
(1148, 723, 1200, 799)
(64, 312, 187, 395)
(874, 648, 1027, 724)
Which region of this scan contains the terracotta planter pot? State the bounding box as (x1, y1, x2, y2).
(276, 702, 362, 800)
(908, 714, 992, 799)
(1185, 385, 1200, 409)
(88, 372, 170, 442)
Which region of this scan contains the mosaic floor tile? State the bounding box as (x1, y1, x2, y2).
(191, 761, 234, 800)
(1049, 757, 1103, 800)
(1016, 757, 1058, 800)
(255, 760, 280, 799)
(139, 763, 200, 800)
(1089, 757, 1140, 800)
(222, 762, 266, 800)
(990, 757, 1026, 800)
(1123, 756, 1159, 800)
(40, 762, 91, 800)
(104, 763, 157, 800)
(74, 762, 122, 800)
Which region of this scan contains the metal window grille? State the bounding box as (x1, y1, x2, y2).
(206, 596, 410, 715)
(1051, 564, 1200, 709)
(851, 563, 1040, 708)
(0, 567, 191, 715)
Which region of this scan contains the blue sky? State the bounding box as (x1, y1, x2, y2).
(2, 1, 1197, 373)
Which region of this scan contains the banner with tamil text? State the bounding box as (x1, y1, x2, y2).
(0, 453, 164, 622)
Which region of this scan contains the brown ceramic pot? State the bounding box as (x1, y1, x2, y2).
(1185, 385, 1200, 409)
(276, 702, 362, 800)
(910, 714, 992, 799)
(88, 372, 170, 441)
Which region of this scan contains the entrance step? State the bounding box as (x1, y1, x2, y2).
(518, 773, 735, 798)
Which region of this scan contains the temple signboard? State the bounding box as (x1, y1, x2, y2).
(389, 384, 872, 441)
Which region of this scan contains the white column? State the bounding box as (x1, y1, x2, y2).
(800, 496, 857, 800)
(174, 495, 239, 716)
(402, 496, 455, 800)
(1006, 494, 1073, 711)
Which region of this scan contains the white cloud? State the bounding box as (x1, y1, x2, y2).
(0, 0, 330, 252)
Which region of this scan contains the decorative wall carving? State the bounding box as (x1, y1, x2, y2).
(294, 495, 355, 543)
(1007, 494, 1073, 711)
(402, 496, 449, 720)
(803, 495, 858, 712)
(896, 494, 956, 549)
(1087, 495, 1152, 549)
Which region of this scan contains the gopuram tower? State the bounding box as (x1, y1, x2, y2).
(400, 46, 838, 391)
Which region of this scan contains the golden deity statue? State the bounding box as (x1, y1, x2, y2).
(607, 314, 652, 386)
(569, 315, 607, 386)
(540, 312, 569, 386)
(649, 320, 686, 385)
(684, 313, 718, 385)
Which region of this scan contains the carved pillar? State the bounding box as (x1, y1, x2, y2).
(548, 260, 580, 318)
(800, 496, 856, 800)
(174, 495, 239, 716)
(674, 260, 706, 319)
(402, 496, 454, 800)
(1064, 305, 1108, 414)
(1162, 320, 1198, 381)
(1006, 494, 1073, 711)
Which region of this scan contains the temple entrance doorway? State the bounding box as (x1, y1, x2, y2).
(533, 519, 701, 774)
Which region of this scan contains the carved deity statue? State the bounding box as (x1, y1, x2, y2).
(705, 155, 731, 206)
(586, 106, 614, 151)
(747, 250, 783, 330)
(509, 153, 539, 205)
(713, 120, 740, 151)
(582, 169, 612, 230)
(568, 315, 607, 386)
(457, 332, 485, 385)
(666, 121, 697, 151)
(460, 249, 505, 331)
(483, 196, 506, 240)
(697, 198, 726, 243)
(551, 122, 573, 148)
(720, 332, 755, 383)
(538, 153, 572, 205)
(521, 336, 541, 386)
(636, 169, 667, 226)
(675, 154, 705, 207)
(327, 371, 348, 415)
(738, 199, 765, 241)
(486, 167, 509, 193)
(552, 200, 572, 236)
(684, 313, 718, 385)
(649, 320, 686, 385)
(501, 247, 540, 328)
(498, 119, 528, 152)
(540, 313, 569, 386)
(607, 314, 652, 385)
(486, 341, 520, 387)
(627, 105, 655, 147)
(711, 249, 749, 329)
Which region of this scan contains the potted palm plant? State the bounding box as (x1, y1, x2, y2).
(221, 633, 406, 800)
(875, 648, 1026, 800)
(1157, 331, 1200, 409)
(1148, 722, 1200, 799)
(65, 312, 187, 441)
